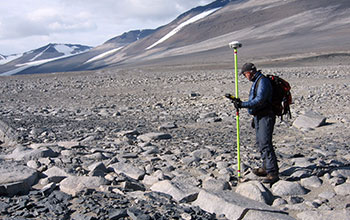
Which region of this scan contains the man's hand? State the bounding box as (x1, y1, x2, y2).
(233, 98, 242, 109)
(224, 93, 242, 109)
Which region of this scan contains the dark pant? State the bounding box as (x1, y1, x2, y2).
(254, 113, 278, 174)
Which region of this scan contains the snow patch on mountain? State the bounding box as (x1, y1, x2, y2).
(30, 45, 51, 61)
(84, 47, 123, 64)
(146, 7, 221, 50)
(55, 44, 81, 55)
(0, 54, 23, 65)
(0, 53, 83, 76)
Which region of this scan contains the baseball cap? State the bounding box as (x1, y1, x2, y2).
(240, 63, 257, 75)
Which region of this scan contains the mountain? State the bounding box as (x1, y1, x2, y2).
(104, 29, 156, 46)
(0, 53, 22, 65)
(2, 0, 350, 75)
(0, 43, 92, 76)
(0, 29, 156, 76)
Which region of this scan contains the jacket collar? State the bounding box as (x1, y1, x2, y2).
(251, 70, 262, 82)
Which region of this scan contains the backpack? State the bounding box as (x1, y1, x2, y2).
(256, 74, 292, 120)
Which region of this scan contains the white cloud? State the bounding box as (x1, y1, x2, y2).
(0, 0, 213, 55)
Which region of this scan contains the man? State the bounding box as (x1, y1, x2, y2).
(231, 63, 279, 184)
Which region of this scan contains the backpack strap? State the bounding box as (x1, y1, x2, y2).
(253, 75, 264, 97)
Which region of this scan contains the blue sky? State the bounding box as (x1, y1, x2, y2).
(0, 0, 212, 55)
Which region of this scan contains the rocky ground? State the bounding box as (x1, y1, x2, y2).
(0, 63, 350, 219)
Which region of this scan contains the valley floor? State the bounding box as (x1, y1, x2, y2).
(0, 63, 349, 219)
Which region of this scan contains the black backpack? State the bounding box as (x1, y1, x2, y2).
(256, 74, 292, 120)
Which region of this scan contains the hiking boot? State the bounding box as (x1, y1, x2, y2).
(252, 167, 267, 177)
(262, 172, 279, 184)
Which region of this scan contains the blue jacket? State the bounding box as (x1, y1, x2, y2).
(241, 71, 273, 115)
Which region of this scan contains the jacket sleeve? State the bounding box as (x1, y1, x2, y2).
(241, 77, 272, 109)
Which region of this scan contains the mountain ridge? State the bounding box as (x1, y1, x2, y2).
(2, 0, 350, 75)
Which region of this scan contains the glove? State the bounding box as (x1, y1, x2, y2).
(224, 93, 242, 109)
(233, 98, 242, 109)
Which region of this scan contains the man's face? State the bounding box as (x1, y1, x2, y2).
(243, 71, 254, 81)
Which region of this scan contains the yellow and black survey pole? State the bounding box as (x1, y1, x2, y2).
(229, 41, 242, 178)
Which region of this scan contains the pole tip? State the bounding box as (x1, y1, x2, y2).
(229, 41, 242, 49)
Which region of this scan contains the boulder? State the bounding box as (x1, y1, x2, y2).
(150, 180, 199, 203)
(193, 189, 294, 220)
(43, 166, 70, 183)
(108, 162, 145, 180)
(0, 161, 38, 196)
(5, 146, 58, 161)
(59, 176, 109, 196)
(293, 111, 326, 130)
(300, 176, 322, 188)
(297, 210, 350, 220)
(334, 183, 350, 196)
(236, 181, 274, 205)
(0, 120, 18, 147)
(272, 180, 308, 196)
(202, 178, 230, 191)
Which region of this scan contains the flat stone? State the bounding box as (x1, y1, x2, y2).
(137, 132, 172, 142)
(150, 180, 199, 203)
(87, 162, 108, 172)
(202, 178, 230, 191)
(43, 166, 70, 179)
(117, 130, 140, 137)
(301, 176, 322, 188)
(5, 146, 58, 161)
(318, 191, 336, 199)
(59, 176, 109, 196)
(0, 161, 38, 196)
(109, 209, 128, 220)
(191, 148, 212, 159)
(56, 141, 81, 148)
(297, 210, 350, 220)
(108, 162, 145, 180)
(291, 157, 316, 168)
(334, 183, 350, 196)
(199, 112, 218, 119)
(121, 180, 145, 192)
(158, 122, 177, 130)
(332, 168, 350, 178)
(272, 180, 308, 196)
(0, 120, 18, 147)
(27, 160, 41, 169)
(193, 189, 295, 220)
(293, 111, 326, 130)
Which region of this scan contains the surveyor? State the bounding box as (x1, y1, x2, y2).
(231, 62, 279, 184)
